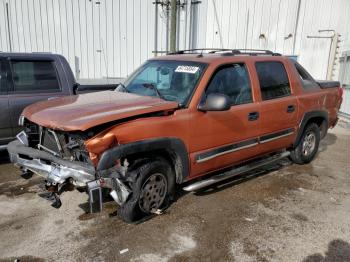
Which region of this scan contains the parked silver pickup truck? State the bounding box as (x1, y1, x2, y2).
(0, 52, 117, 148)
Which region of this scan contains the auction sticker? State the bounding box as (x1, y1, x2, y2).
(175, 65, 199, 74)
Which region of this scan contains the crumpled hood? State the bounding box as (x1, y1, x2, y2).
(22, 91, 178, 131)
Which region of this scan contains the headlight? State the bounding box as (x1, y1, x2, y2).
(18, 115, 25, 126)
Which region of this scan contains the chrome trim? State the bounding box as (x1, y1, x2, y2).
(48, 129, 63, 152)
(37, 144, 60, 156)
(16, 131, 29, 146)
(13, 155, 94, 187)
(18, 115, 25, 126)
(260, 131, 294, 144)
(196, 142, 258, 163)
(195, 128, 295, 163)
(184, 151, 290, 191)
(38, 128, 63, 156)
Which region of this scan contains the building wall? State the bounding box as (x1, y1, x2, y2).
(203, 0, 350, 80)
(0, 0, 349, 80)
(0, 0, 170, 79)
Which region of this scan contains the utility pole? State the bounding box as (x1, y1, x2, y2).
(169, 0, 177, 52)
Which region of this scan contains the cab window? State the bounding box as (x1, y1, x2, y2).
(0, 61, 5, 94)
(255, 61, 291, 100)
(205, 63, 253, 106)
(10, 60, 60, 93)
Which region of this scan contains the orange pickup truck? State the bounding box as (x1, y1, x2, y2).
(8, 49, 343, 222)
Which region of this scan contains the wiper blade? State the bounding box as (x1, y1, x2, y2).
(142, 83, 165, 100)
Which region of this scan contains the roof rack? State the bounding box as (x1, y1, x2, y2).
(167, 48, 281, 56)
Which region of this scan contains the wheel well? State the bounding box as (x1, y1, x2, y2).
(123, 149, 184, 184)
(293, 112, 328, 148)
(305, 117, 327, 138)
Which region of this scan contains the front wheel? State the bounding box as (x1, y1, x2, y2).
(290, 123, 320, 164)
(119, 159, 175, 223)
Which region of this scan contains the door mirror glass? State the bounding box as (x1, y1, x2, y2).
(198, 93, 231, 112)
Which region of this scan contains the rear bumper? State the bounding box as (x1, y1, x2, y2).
(7, 140, 95, 187)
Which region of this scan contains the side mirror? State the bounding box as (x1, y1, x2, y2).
(198, 93, 231, 112)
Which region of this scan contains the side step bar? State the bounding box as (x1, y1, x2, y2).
(183, 151, 290, 191)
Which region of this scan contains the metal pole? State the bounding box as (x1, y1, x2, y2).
(165, 1, 170, 52)
(170, 0, 177, 52)
(292, 0, 302, 55)
(245, 9, 249, 49)
(176, 0, 181, 50)
(5, 3, 12, 52)
(188, 1, 193, 49)
(154, 1, 159, 56)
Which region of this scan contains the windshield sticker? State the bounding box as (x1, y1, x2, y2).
(175, 65, 199, 74)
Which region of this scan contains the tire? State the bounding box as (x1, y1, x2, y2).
(290, 123, 320, 164)
(119, 158, 175, 223)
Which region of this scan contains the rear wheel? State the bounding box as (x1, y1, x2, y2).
(119, 159, 175, 223)
(290, 123, 320, 164)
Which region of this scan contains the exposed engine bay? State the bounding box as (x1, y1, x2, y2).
(8, 120, 131, 212)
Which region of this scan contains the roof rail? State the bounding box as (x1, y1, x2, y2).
(167, 48, 281, 56)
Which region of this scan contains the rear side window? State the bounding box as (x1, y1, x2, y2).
(10, 61, 60, 93)
(205, 63, 253, 106)
(255, 61, 291, 100)
(294, 62, 320, 90)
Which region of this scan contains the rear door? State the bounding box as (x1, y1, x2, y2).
(189, 63, 261, 177)
(255, 61, 298, 153)
(7, 58, 65, 134)
(0, 58, 13, 145)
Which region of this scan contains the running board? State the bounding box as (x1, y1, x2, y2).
(183, 151, 290, 191)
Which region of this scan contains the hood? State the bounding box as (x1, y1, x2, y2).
(22, 91, 179, 131)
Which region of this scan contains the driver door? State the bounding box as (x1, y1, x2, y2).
(189, 63, 261, 178)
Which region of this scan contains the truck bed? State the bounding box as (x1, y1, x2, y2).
(317, 80, 341, 89)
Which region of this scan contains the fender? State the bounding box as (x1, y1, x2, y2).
(294, 110, 328, 147)
(97, 137, 189, 183)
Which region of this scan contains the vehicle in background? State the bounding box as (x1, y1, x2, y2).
(0, 52, 116, 148)
(8, 49, 343, 223)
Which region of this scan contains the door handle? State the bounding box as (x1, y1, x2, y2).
(287, 105, 295, 113)
(248, 111, 259, 121)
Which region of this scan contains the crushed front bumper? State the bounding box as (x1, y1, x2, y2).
(8, 140, 130, 211)
(7, 140, 95, 187)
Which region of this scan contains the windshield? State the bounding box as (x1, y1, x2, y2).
(120, 60, 206, 106)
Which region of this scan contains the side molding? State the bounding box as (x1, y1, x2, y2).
(294, 110, 328, 147)
(97, 137, 189, 183)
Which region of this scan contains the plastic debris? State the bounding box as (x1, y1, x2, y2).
(119, 248, 129, 254)
(152, 209, 163, 215)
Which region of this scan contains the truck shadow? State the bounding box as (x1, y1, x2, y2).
(318, 133, 337, 153)
(303, 239, 350, 262)
(0, 150, 10, 165)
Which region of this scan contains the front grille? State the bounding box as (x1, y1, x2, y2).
(39, 129, 67, 156)
(37, 128, 89, 162)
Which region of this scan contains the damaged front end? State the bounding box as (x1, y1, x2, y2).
(8, 121, 130, 212)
